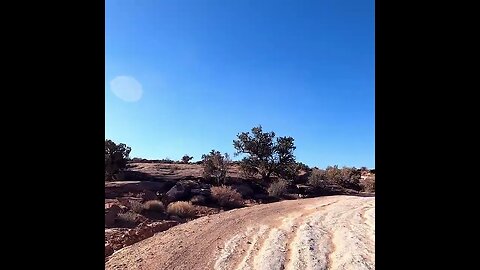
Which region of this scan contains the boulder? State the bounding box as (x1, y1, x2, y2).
(165, 183, 188, 202)
(147, 220, 180, 233)
(190, 188, 211, 197)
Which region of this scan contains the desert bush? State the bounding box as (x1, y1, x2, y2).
(144, 200, 165, 212)
(324, 165, 342, 183)
(339, 167, 362, 190)
(268, 179, 289, 197)
(130, 200, 145, 214)
(307, 169, 329, 188)
(202, 150, 231, 185)
(233, 125, 297, 182)
(130, 157, 148, 163)
(116, 211, 141, 228)
(211, 185, 244, 208)
(324, 165, 361, 191)
(105, 139, 131, 181)
(159, 158, 175, 164)
(166, 201, 196, 218)
(181, 155, 194, 164)
(190, 195, 206, 205)
(362, 176, 375, 192)
(296, 162, 310, 172)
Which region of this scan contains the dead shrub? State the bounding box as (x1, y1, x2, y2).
(307, 169, 329, 189)
(144, 200, 165, 212)
(130, 200, 145, 214)
(211, 185, 244, 208)
(267, 179, 289, 197)
(166, 201, 196, 218)
(362, 176, 375, 192)
(116, 211, 141, 228)
(324, 165, 362, 191)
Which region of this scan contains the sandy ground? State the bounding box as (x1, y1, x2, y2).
(106, 195, 375, 270)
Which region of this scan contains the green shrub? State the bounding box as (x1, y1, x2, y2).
(233, 125, 297, 182)
(202, 150, 231, 185)
(181, 155, 193, 164)
(323, 165, 361, 190)
(105, 139, 131, 181)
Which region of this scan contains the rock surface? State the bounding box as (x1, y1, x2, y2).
(106, 195, 375, 269)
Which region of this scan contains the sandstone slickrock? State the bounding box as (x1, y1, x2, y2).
(106, 195, 375, 270)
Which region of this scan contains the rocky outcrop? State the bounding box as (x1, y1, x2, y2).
(147, 221, 179, 233)
(190, 188, 211, 197)
(141, 190, 158, 202)
(165, 184, 188, 202)
(105, 220, 180, 257)
(105, 181, 175, 199)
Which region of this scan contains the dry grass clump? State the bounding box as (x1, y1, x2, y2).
(211, 185, 244, 208)
(166, 201, 196, 218)
(144, 200, 165, 212)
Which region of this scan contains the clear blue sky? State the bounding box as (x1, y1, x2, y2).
(106, 0, 375, 169)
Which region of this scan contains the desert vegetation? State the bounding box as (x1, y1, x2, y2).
(233, 125, 297, 182)
(105, 126, 375, 257)
(201, 150, 231, 185)
(361, 175, 375, 192)
(166, 201, 197, 218)
(105, 139, 131, 180)
(144, 200, 165, 212)
(181, 155, 193, 164)
(211, 185, 244, 208)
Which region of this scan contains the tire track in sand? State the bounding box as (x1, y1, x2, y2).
(284, 200, 339, 270)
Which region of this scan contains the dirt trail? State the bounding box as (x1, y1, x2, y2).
(106, 195, 375, 270)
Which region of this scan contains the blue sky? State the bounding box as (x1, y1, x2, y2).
(106, 0, 375, 169)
